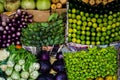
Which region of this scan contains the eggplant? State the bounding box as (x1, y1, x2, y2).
(39, 61, 51, 73)
(52, 60, 65, 72)
(55, 72, 68, 80)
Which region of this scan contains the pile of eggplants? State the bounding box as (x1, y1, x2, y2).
(37, 46, 68, 80)
(0, 9, 33, 48)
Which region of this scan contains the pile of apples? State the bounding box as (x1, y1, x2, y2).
(51, 0, 67, 9)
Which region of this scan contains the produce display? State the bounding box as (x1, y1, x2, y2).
(68, 0, 120, 45)
(0, 9, 33, 48)
(0, 45, 40, 80)
(36, 50, 68, 80)
(51, 0, 67, 9)
(21, 13, 65, 47)
(64, 46, 118, 80)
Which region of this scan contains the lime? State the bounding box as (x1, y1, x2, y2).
(107, 25, 112, 30)
(96, 37, 100, 41)
(73, 19, 77, 24)
(105, 40, 109, 44)
(76, 26, 81, 30)
(81, 41, 85, 44)
(72, 33, 76, 38)
(71, 14, 76, 19)
(91, 28, 95, 32)
(68, 38, 72, 42)
(81, 26, 86, 30)
(110, 38, 113, 42)
(68, 33, 72, 37)
(72, 38, 77, 43)
(90, 13, 94, 17)
(100, 15, 103, 18)
(91, 37, 95, 41)
(97, 32, 101, 37)
(85, 13, 89, 17)
(102, 32, 107, 36)
(80, 11, 84, 16)
(103, 18, 107, 22)
(100, 37, 105, 41)
(83, 21, 87, 26)
(104, 14, 108, 17)
(76, 31, 80, 34)
(113, 18, 117, 23)
(71, 24, 77, 28)
(92, 23, 97, 28)
(97, 18, 102, 23)
(68, 13, 72, 18)
(113, 13, 117, 18)
(95, 14, 99, 18)
(76, 10, 80, 15)
(101, 42, 105, 45)
(86, 27, 90, 30)
(86, 41, 90, 45)
(91, 18, 97, 23)
(72, 29, 77, 33)
(105, 36, 109, 39)
(96, 41, 100, 45)
(68, 9, 71, 13)
(112, 24, 116, 28)
(88, 21, 92, 27)
(109, 11, 113, 15)
(108, 20, 113, 25)
(80, 36, 85, 40)
(72, 8, 76, 14)
(107, 30, 111, 35)
(69, 23, 72, 28)
(111, 29, 115, 32)
(76, 39, 81, 44)
(108, 15, 113, 20)
(91, 41, 95, 45)
(68, 19, 73, 23)
(116, 22, 120, 26)
(111, 34, 115, 37)
(91, 32, 96, 36)
(86, 37, 90, 40)
(81, 31, 85, 35)
(82, 16, 86, 21)
(68, 28, 73, 33)
(76, 15, 81, 20)
(77, 20, 82, 25)
(76, 35, 80, 39)
(102, 27, 106, 32)
(87, 17, 91, 21)
(96, 27, 101, 32)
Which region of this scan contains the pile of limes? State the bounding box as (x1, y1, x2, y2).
(68, 8, 120, 45)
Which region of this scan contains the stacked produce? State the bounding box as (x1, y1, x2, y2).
(0, 9, 33, 48)
(68, 0, 120, 45)
(21, 13, 65, 47)
(51, 0, 67, 9)
(64, 46, 118, 80)
(0, 45, 40, 80)
(37, 50, 68, 80)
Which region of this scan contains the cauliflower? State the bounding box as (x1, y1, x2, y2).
(0, 49, 10, 61)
